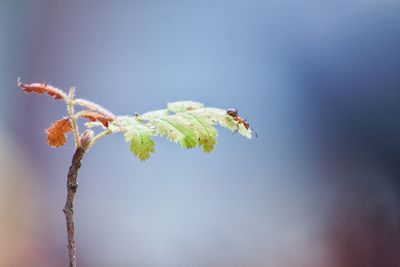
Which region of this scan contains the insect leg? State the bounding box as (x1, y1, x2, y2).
(232, 124, 240, 134)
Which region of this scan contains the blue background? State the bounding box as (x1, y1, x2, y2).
(1, 1, 399, 266)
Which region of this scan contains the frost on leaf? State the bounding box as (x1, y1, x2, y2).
(79, 110, 113, 127)
(17, 78, 67, 100)
(124, 122, 156, 161)
(46, 118, 73, 148)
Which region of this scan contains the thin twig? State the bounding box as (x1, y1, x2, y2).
(65, 87, 83, 267)
(68, 88, 81, 148)
(86, 129, 113, 151)
(73, 98, 115, 118)
(63, 146, 85, 267)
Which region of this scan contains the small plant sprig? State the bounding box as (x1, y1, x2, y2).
(17, 78, 254, 267)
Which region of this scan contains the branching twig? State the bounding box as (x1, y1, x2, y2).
(63, 146, 85, 267)
(68, 88, 81, 148)
(17, 79, 254, 267)
(86, 129, 113, 151)
(73, 98, 115, 118)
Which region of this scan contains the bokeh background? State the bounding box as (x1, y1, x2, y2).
(1, 1, 400, 266)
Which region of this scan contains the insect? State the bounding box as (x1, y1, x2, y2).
(226, 108, 257, 137)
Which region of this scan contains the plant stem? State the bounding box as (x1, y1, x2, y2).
(86, 129, 113, 151)
(73, 98, 115, 118)
(68, 88, 81, 148)
(63, 146, 85, 267)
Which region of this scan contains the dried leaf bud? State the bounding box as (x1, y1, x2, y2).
(80, 129, 94, 149)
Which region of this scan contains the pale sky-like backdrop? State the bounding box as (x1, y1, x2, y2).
(1, 1, 399, 266)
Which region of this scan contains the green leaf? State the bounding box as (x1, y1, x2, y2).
(189, 108, 253, 139)
(152, 116, 199, 149)
(83, 101, 254, 161)
(123, 120, 156, 161)
(178, 112, 217, 153)
(19, 77, 255, 161)
(130, 134, 155, 161)
(168, 101, 204, 113)
(139, 109, 169, 120)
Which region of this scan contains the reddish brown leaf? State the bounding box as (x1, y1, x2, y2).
(46, 118, 73, 148)
(80, 110, 113, 127)
(17, 78, 67, 100)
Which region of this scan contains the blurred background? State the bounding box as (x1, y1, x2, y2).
(1, 1, 399, 266)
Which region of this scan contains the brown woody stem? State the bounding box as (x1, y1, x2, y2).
(63, 146, 85, 267)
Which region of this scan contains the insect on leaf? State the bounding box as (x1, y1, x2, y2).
(17, 79, 255, 162)
(190, 108, 253, 139)
(46, 118, 73, 148)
